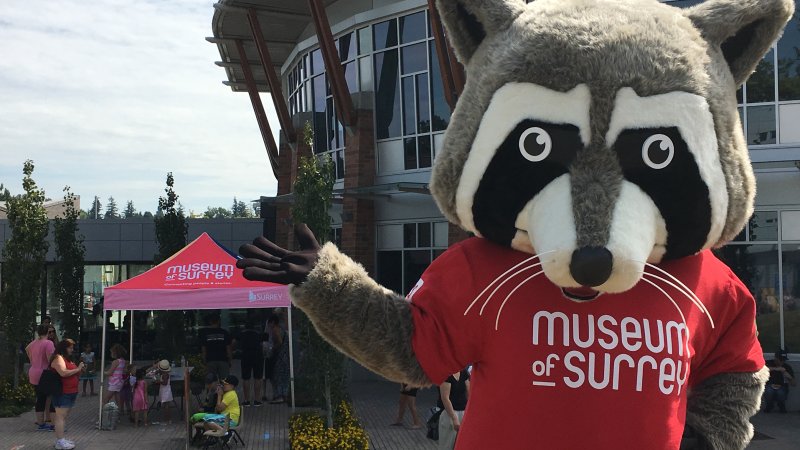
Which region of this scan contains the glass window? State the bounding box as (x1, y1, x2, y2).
(778, 10, 800, 101)
(327, 97, 337, 150)
(429, 42, 451, 131)
(746, 105, 776, 145)
(400, 11, 427, 44)
(313, 75, 328, 153)
(311, 49, 324, 76)
(404, 137, 418, 170)
(404, 250, 432, 293)
(418, 222, 432, 247)
(404, 223, 417, 247)
(417, 73, 431, 133)
(336, 150, 345, 180)
(403, 76, 416, 135)
(402, 43, 427, 74)
(359, 57, 373, 92)
(375, 50, 402, 139)
(737, 86, 743, 104)
(419, 135, 432, 168)
(782, 246, 800, 352)
(714, 244, 780, 352)
(377, 251, 403, 294)
(373, 19, 398, 50)
(344, 61, 358, 94)
(358, 27, 372, 55)
(749, 211, 778, 241)
(746, 48, 775, 103)
(339, 32, 357, 62)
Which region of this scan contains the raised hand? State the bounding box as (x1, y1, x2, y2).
(237, 223, 322, 285)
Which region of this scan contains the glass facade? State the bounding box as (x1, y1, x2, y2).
(376, 221, 448, 295)
(285, 8, 451, 176)
(714, 210, 800, 353)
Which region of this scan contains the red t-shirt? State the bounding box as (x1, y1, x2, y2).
(410, 238, 764, 450)
(54, 358, 80, 394)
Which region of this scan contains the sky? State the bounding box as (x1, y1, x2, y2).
(0, 0, 281, 216)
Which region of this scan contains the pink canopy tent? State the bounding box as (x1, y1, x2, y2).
(97, 233, 295, 431)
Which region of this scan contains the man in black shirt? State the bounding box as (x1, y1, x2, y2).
(763, 350, 795, 413)
(200, 315, 232, 379)
(238, 320, 265, 406)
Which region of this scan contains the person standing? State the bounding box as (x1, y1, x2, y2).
(103, 344, 127, 407)
(438, 368, 470, 449)
(200, 315, 232, 379)
(391, 383, 423, 429)
(763, 350, 796, 413)
(79, 343, 96, 396)
(50, 339, 84, 450)
(266, 315, 289, 403)
(26, 324, 55, 431)
(238, 320, 265, 406)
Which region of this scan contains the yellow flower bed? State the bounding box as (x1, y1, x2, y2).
(289, 401, 369, 450)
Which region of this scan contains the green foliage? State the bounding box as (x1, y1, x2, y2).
(0, 160, 49, 385)
(0, 183, 11, 201)
(104, 196, 119, 219)
(0, 375, 35, 417)
(231, 197, 255, 218)
(53, 187, 86, 341)
(123, 200, 138, 218)
(153, 173, 188, 358)
(288, 401, 369, 450)
(291, 153, 344, 423)
(204, 206, 232, 219)
(87, 196, 102, 220)
(292, 155, 335, 244)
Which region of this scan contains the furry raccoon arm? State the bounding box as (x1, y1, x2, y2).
(682, 367, 769, 450)
(290, 243, 432, 387)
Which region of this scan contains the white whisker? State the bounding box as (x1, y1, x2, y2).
(641, 272, 714, 329)
(463, 250, 555, 316)
(641, 277, 691, 358)
(479, 262, 543, 315)
(494, 270, 544, 331)
(643, 262, 711, 316)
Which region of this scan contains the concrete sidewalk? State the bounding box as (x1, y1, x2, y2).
(1, 379, 798, 449)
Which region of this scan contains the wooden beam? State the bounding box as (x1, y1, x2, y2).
(248, 8, 297, 144)
(235, 39, 280, 177)
(307, 0, 356, 128)
(427, 0, 458, 111)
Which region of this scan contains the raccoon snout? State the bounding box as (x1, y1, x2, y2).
(569, 247, 613, 287)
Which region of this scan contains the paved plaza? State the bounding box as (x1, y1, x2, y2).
(1, 379, 798, 449)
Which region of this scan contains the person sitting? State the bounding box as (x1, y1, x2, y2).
(763, 349, 796, 413)
(193, 375, 240, 437)
(191, 373, 220, 443)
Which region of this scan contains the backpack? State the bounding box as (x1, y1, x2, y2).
(426, 407, 442, 441)
(100, 401, 119, 430)
(38, 368, 62, 396)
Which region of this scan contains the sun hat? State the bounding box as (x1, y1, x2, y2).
(157, 359, 171, 371)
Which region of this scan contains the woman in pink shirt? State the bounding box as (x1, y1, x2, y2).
(26, 324, 55, 430)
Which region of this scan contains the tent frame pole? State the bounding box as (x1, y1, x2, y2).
(98, 309, 108, 429)
(129, 310, 134, 364)
(288, 306, 295, 412)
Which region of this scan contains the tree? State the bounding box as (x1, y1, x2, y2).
(231, 197, 254, 218)
(87, 196, 103, 220)
(153, 173, 188, 359)
(0, 183, 11, 201)
(0, 160, 49, 386)
(291, 154, 341, 425)
(203, 207, 232, 219)
(105, 196, 119, 219)
(53, 187, 85, 342)
(123, 201, 137, 219)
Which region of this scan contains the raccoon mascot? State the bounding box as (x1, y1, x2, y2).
(238, 0, 794, 448)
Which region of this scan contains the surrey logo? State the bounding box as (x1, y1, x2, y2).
(249, 291, 283, 303)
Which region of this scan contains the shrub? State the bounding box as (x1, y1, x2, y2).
(0, 375, 35, 417)
(289, 401, 369, 450)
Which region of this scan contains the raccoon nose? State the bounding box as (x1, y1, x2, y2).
(570, 247, 613, 287)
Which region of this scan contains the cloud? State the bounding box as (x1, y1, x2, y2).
(0, 0, 281, 214)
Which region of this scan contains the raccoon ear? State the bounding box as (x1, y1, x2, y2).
(435, 0, 526, 64)
(684, 0, 794, 86)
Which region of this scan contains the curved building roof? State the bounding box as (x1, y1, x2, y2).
(210, 0, 399, 93)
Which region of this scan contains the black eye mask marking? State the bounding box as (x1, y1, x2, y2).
(473, 120, 582, 246)
(614, 126, 711, 259)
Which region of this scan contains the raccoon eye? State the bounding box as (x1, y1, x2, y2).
(518, 127, 552, 162)
(641, 134, 674, 169)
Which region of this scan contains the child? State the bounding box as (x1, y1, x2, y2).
(156, 359, 173, 424)
(80, 343, 96, 396)
(103, 344, 127, 407)
(119, 364, 135, 416)
(132, 367, 148, 427)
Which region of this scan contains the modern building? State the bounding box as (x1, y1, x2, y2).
(209, 0, 800, 359)
(0, 197, 82, 220)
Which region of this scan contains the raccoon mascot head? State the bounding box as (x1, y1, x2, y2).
(430, 0, 793, 298)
